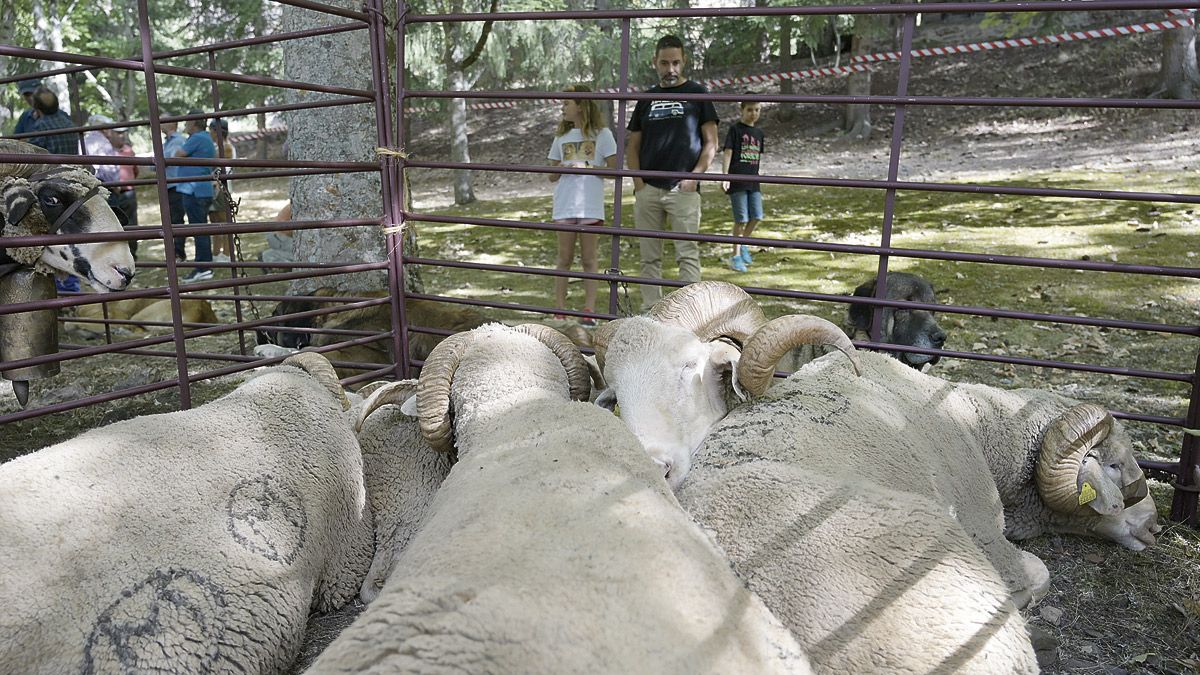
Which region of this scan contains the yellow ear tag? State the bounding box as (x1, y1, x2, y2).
(1078, 482, 1098, 506)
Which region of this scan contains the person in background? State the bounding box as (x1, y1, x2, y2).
(625, 34, 719, 311)
(173, 111, 217, 282)
(720, 96, 765, 273)
(12, 79, 42, 135)
(83, 114, 121, 185)
(208, 118, 236, 265)
(546, 84, 616, 326)
(161, 119, 187, 256)
(111, 129, 139, 257)
(26, 87, 80, 155)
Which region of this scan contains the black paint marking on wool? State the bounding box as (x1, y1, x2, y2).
(81, 567, 228, 674)
(226, 474, 309, 565)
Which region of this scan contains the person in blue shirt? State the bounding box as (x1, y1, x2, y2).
(161, 120, 188, 260)
(174, 111, 217, 282)
(12, 79, 41, 135)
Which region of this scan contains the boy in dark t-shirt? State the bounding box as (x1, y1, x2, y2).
(720, 97, 764, 272)
(626, 34, 720, 311)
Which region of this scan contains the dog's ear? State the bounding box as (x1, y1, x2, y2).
(847, 279, 876, 332)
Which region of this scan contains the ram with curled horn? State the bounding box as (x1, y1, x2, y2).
(596, 283, 1161, 672)
(1, 140, 136, 405)
(592, 281, 860, 487)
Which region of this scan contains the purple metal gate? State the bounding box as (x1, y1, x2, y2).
(0, 0, 1197, 524)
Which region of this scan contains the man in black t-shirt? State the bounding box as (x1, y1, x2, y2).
(626, 35, 719, 311)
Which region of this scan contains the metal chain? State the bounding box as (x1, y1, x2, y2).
(215, 173, 263, 323)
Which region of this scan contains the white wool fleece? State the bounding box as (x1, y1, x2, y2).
(309, 325, 812, 674)
(0, 364, 373, 675)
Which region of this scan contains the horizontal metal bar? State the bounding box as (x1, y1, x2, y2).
(405, 160, 1200, 206)
(0, 23, 366, 87)
(407, 1, 1198, 23)
(0, 218, 380, 249)
(407, 88, 1200, 111)
(0, 44, 373, 98)
(405, 211, 1200, 280)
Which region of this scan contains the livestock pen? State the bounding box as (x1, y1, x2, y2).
(1, 3, 1198, 519)
(2, 0, 1200, 667)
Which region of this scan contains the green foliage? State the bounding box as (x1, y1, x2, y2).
(3, 0, 282, 136)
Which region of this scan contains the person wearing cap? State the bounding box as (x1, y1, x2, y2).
(173, 111, 217, 282)
(13, 79, 42, 135)
(27, 86, 80, 155)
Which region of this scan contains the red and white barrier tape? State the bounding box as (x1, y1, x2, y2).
(406, 10, 1194, 113)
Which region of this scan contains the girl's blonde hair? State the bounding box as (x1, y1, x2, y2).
(556, 84, 608, 138)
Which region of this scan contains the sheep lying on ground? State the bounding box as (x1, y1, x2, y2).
(0, 353, 373, 674)
(846, 270, 947, 368)
(595, 282, 1159, 673)
(352, 379, 452, 604)
(65, 296, 219, 337)
(308, 323, 812, 673)
(0, 139, 135, 293)
(256, 288, 593, 378)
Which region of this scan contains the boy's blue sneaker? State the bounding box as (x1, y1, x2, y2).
(739, 245, 754, 264)
(728, 255, 748, 273)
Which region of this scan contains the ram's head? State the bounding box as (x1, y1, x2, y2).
(593, 282, 860, 488)
(1, 140, 134, 292)
(1035, 404, 1161, 550)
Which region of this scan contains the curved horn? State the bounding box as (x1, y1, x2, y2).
(648, 281, 767, 344)
(589, 318, 626, 372)
(737, 315, 862, 396)
(0, 140, 51, 178)
(283, 351, 350, 411)
(355, 380, 419, 432)
(512, 323, 592, 402)
(415, 331, 476, 453)
(1035, 403, 1113, 514)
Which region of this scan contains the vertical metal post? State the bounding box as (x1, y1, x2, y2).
(868, 12, 916, 343)
(1171, 352, 1200, 525)
(206, 50, 247, 357)
(391, 0, 412, 379)
(368, 0, 410, 380)
(608, 17, 633, 317)
(135, 0, 192, 407)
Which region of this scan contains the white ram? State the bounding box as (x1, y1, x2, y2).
(594, 282, 1160, 672)
(308, 322, 812, 673)
(0, 353, 373, 675)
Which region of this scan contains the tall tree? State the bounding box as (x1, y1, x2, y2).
(1152, 15, 1200, 99)
(441, 0, 497, 205)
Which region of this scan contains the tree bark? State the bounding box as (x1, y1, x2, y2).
(842, 33, 873, 140)
(779, 14, 794, 96)
(31, 0, 72, 112)
(1152, 18, 1200, 99)
(281, 1, 390, 294)
(447, 56, 476, 205)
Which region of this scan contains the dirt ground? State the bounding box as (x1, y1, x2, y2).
(3, 9, 1199, 674)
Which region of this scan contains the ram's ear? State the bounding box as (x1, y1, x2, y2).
(1078, 455, 1125, 516)
(3, 185, 37, 229)
(399, 394, 418, 417)
(594, 388, 617, 411)
(711, 341, 745, 401)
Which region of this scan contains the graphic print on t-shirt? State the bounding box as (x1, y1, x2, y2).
(739, 133, 761, 165)
(561, 140, 597, 166)
(647, 100, 685, 121)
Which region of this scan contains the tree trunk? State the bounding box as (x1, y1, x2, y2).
(445, 28, 476, 206)
(842, 33, 873, 140)
(256, 110, 268, 159)
(31, 0, 71, 112)
(1153, 18, 1200, 99)
(281, 0, 390, 294)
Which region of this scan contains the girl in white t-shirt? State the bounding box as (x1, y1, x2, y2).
(547, 84, 617, 324)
